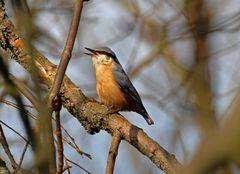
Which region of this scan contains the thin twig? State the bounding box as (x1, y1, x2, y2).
(17, 141, 30, 170)
(46, 2, 85, 171)
(48, 0, 84, 103)
(9, 74, 39, 108)
(0, 121, 30, 172)
(61, 135, 91, 159)
(105, 132, 121, 174)
(0, 98, 34, 108)
(51, 115, 91, 159)
(1, 98, 90, 161)
(0, 121, 30, 142)
(126, 21, 145, 73)
(52, 95, 64, 174)
(0, 124, 18, 170)
(0, 99, 36, 120)
(129, 42, 165, 78)
(65, 156, 91, 174)
(53, 135, 90, 174)
(60, 123, 92, 159)
(0, 55, 35, 151)
(62, 165, 72, 173)
(64, 158, 71, 174)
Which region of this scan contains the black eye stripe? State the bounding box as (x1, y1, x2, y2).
(97, 51, 115, 58)
(100, 51, 114, 57)
(96, 50, 119, 63)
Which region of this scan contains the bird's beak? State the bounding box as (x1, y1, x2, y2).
(84, 47, 96, 56)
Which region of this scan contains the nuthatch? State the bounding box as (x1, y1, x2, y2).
(85, 47, 154, 125)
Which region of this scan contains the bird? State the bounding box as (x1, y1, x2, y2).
(85, 47, 154, 125)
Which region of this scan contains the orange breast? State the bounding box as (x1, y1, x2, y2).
(95, 64, 130, 110)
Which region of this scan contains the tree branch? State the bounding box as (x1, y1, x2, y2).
(48, 0, 84, 103)
(0, 55, 35, 151)
(47, 1, 85, 171)
(9, 74, 39, 108)
(184, 0, 217, 134)
(52, 95, 64, 174)
(0, 125, 18, 170)
(0, 99, 36, 120)
(182, 92, 240, 174)
(105, 131, 121, 174)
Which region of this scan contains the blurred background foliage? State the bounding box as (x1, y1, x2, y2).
(1, 0, 240, 173)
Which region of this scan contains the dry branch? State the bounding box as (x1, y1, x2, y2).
(0, 125, 18, 170)
(106, 132, 121, 174)
(52, 95, 64, 174)
(48, 0, 84, 104)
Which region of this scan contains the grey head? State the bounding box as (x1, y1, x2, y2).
(84, 47, 119, 63)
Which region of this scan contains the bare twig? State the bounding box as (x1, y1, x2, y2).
(0, 121, 30, 172)
(52, 95, 64, 174)
(64, 159, 71, 174)
(129, 43, 163, 78)
(182, 92, 240, 174)
(105, 132, 121, 174)
(62, 165, 72, 173)
(0, 121, 29, 143)
(60, 124, 92, 159)
(0, 124, 18, 170)
(61, 133, 91, 159)
(48, 0, 84, 103)
(65, 156, 91, 174)
(1, 98, 91, 161)
(18, 141, 30, 170)
(51, 115, 91, 159)
(46, 2, 85, 171)
(9, 74, 39, 108)
(0, 98, 34, 108)
(184, 0, 217, 134)
(0, 99, 36, 120)
(0, 55, 35, 150)
(126, 21, 145, 73)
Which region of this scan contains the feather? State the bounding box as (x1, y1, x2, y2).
(112, 63, 143, 106)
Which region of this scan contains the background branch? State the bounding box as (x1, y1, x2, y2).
(0, 55, 36, 151)
(0, 158, 10, 174)
(0, 125, 18, 170)
(9, 74, 38, 108)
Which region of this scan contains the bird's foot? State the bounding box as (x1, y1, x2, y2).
(98, 101, 105, 105)
(105, 107, 120, 115)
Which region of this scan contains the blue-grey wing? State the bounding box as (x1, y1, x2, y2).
(112, 63, 143, 105)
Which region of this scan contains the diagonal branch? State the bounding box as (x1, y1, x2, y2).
(0, 1, 182, 173)
(0, 55, 35, 151)
(48, 0, 84, 104)
(9, 74, 39, 108)
(0, 124, 18, 170)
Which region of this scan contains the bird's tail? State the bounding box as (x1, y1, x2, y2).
(140, 110, 154, 125)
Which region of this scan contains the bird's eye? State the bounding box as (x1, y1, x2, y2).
(105, 56, 111, 61)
